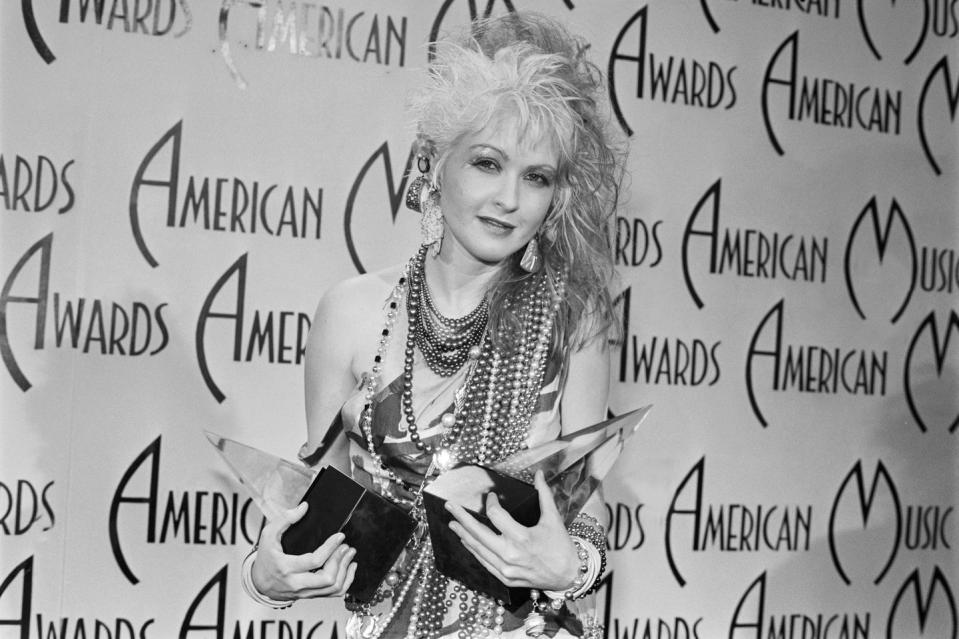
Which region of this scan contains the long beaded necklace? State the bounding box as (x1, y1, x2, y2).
(401, 251, 485, 460)
(348, 245, 564, 638)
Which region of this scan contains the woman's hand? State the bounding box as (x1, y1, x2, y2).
(446, 470, 580, 591)
(251, 502, 357, 600)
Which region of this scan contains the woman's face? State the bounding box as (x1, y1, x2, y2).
(436, 116, 559, 269)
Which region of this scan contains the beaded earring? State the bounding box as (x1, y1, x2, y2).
(420, 189, 443, 256)
(406, 153, 444, 255)
(405, 154, 432, 213)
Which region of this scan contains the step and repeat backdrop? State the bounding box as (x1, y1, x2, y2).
(1, 1, 957, 637)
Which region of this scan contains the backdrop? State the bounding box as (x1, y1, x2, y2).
(1, 1, 957, 637)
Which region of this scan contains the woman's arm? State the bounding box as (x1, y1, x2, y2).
(558, 336, 612, 530)
(446, 337, 613, 591)
(560, 335, 612, 438)
(249, 278, 368, 602)
(303, 279, 364, 473)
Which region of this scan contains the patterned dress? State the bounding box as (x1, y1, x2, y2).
(298, 340, 590, 637)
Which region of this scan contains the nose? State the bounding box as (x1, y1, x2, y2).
(494, 176, 520, 213)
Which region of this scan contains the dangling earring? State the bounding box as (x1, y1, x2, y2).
(406, 153, 443, 254)
(421, 187, 443, 256)
(405, 154, 432, 213)
(520, 235, 542, 273)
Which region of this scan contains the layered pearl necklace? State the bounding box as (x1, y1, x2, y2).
(415, 268, 489, 377)
(348, 246, 564, 638)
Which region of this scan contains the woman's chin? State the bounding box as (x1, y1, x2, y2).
(439, 240, 519, 267)
(469, 248, 520, 267)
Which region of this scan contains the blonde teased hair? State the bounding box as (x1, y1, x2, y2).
(408, 12, 624, 351)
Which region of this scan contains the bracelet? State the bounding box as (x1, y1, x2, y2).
(566, 513, 607, 594)
(240, 548, 294, 610)
(541, 537, 599, 606)
(528, 514, 609, 615)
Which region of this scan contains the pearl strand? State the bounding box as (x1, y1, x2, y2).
(357, 268, 409, 489)
(364, 542, 429, 639)
(355, 250, 566, 636)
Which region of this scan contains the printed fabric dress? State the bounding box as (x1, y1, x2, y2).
(299, 342, 594, 638)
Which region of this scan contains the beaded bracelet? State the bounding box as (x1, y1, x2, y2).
(542, 537, 599, 605)
(566, 514, 607, 595)
(537, 513, 608, 610)
(240, 549, 294, 610)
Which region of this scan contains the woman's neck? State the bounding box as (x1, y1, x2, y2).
(422, 248, 502, 317)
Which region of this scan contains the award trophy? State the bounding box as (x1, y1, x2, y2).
(205, 431, 416, 603)
(207, 404, 650, 607)
(205, 431, 315, 520)
(422, 404, 651, 605)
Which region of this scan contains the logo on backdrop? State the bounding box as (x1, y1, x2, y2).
(0, 153, 75, 215)
(829, 460, 954, 588)
(615, 214, 663, 269)
(218, 2, 408, 89)
(829, 460, 902, 586)
(745, 299, 888, 427)
(0, 556, 156, 637)
(109, 437, 262, 585)
(904, 310, 959, 433)
(926, 0, 959, 40)
(196, 254, 311, 403)
(0, 479, 55, 536)
(918, 56, 959, 176)
(130, 121, 324, 268)
(665, 458, 813, 587)
(887, 567, 958, 638)
(605, 500, 647, 553)
(857, 0, 928, 65)
(344, 142, 416, 274)
(21, 0, 192, 64)
(762, 31, 902, 156)
(608, 5, 737, 136)
(698, 0, 840, 34)
(845, 197, 959, 323)
(0, 234, 169, 392)
(181, 566, 335, 638)
(843, 197, 917, 324)
(581, 571, 704, 639)
(729, 572, 871, 638)
(858, 0, 959, 66)
(427, 0, 574, 52)
(616, 287, 722, 388)
(682, 179, 828, 310)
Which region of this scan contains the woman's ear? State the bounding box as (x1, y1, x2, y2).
(413, 136, 437, 164)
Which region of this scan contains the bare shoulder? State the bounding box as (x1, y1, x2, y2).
(308, 263, 408, 364)
(315, 263, 407, 323)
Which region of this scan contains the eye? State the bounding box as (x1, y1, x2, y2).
(472, 157, 500, 172)
(525, 171, 553, 187)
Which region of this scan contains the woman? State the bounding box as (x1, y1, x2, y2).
(242, 11, 623, 638)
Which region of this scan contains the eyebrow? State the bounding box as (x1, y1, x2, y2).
(470, 144, 507, 158)
(469, 144, 558, 172)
